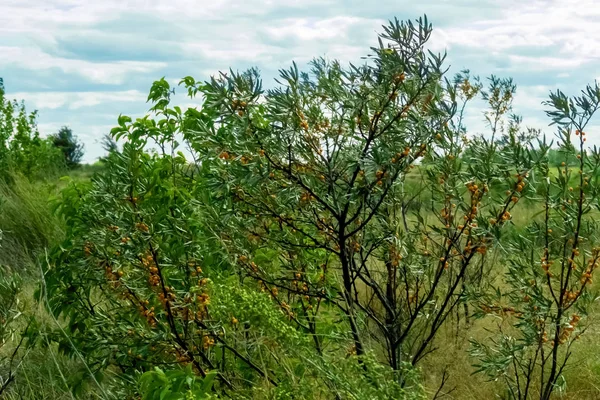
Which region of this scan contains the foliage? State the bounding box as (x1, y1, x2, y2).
(180, 16, 453, 370)
(175, 18, 542, 375)
(43, 17, 440, 398)
(0, 81, 89, 398)
(0, 78, 63, 179)
(100, 133, 119, 162)
(139, 367, 217, 400)
(102, 133, 118, 153)
(45, 141, 299, 396)
(50, 126, 84, 169)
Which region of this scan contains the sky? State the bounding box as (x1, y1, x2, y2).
(1, 0, 600, 162)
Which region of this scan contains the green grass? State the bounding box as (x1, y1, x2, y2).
(1, 283, 108, 400)
(0, 174, 64, 272)
(0, 165, 111, 400)
(65, 162, 105, 183)
(0, 162, 104, 272)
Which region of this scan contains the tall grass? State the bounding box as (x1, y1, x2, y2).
(1, 282, 109, 400)
(0, 169, 112, 399)
(0, 173, 64, 272)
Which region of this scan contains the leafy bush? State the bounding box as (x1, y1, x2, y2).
(175, 21, 541, 372)
(139, 367, 217, 400)
(0, 78, 63, 180)
(470, 84, 600, 400)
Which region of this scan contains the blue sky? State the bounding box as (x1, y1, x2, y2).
(2, 0, 599, 162)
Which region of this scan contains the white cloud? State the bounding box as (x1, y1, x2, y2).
(0, 0, 333, 35)
(0, 46, 166, 84)
(429, 0, 600, 69)
(265, 16, 370, 41)
(507, 55, 586, 71)
(512, 85, 555, 110)
(11, 90, 146, 110)
(36, 122, 64, 137)
(181, 40, 280, 63)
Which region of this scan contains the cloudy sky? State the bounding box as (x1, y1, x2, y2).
(2, 0, 599, 162)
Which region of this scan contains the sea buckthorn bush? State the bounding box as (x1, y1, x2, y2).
(470, 84, 600, 400)
(42, 16, 600, 400)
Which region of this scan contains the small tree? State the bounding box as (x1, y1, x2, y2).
(0, 78, 63, 179)
(51, 126, 84, 168)
(470, 83, 600, 400)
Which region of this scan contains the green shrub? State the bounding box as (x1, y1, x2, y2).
(0, 78, 64, 180)
(469, 84, 600, 400)
(139, 367, 217, 400)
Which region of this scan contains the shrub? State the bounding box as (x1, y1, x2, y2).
(0, 78, 63, 180)
(176, 24, 541, 372)
(138, 367, 217, 400)
(470, 83, 600, 400)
